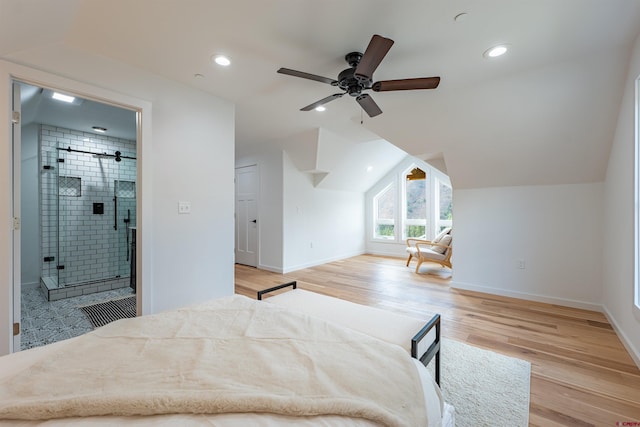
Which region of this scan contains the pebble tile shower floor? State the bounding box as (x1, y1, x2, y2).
(20, 285, 134, 350)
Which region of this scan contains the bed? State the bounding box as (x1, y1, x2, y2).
(0, 283, 454, 427)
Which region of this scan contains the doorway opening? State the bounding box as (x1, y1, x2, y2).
(18, 81, 138, 350)
(235, 164, 259, 268)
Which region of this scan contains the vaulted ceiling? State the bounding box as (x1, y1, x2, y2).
(2, 0, 640, 189)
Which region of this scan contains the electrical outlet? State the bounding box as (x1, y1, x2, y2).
(178, 201, 191, 214)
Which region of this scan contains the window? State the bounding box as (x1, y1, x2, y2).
(370, 160, 452, 243)
(404, 167, 427, 239)
(437, 179, 453, 233)
(374, 183, 395, 239)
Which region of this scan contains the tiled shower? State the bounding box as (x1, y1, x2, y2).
(39, 125, 137, 301)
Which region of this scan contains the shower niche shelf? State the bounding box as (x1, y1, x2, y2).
(115, 180, 136, 198)
(58, 176, 81, 197)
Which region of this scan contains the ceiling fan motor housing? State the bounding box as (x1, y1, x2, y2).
(338, 52, 371, 97)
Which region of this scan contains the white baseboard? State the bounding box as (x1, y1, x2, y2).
(450, 280, 603, 312)
(365, 249, 406, 259)
(282, 251, 365, 274)
(257, 264, 284, 274)
(602, 305, 640, 369)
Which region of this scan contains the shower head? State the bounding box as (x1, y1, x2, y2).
(92, 153, 110, 159)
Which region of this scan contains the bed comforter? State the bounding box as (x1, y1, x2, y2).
(0, 295, 429, 427)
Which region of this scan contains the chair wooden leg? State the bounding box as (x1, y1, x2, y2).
(406, 254, 412, 266)
(415, 260, 422, 273)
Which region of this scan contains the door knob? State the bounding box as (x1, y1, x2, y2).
(251, 219, 257, 223)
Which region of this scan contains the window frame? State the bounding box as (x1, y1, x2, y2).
(401, 164, 429, 241)
(369, 159, 452, 244)
(372, 182, 396, 240)
(435, 177, 453, 233)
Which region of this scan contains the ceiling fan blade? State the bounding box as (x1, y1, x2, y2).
(277, 68, 338, 85)
(355, 35, 394, 81)
(356, 94, 382, 117)
(300, 93, 344, 111)
(372, 77, 440, 92)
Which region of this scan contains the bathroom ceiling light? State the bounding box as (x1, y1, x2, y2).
(52, 92, 76, 103)
(43, 88, 84, 105)
(212, 54, 231, 66)
(92, 126, 107, 133)
(314, 106, 326, 112)
(484, 44, 509, 58)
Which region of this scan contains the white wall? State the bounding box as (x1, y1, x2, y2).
(235, 145, 284, 272)
(21, 123, 39, 286)
(602, 31, 640, 366)
(452, 183, 604, 310)
(0, 45, 235, 354)
(282, 151, 365, 273)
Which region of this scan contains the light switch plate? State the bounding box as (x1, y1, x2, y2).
(178, 201, 191, 214)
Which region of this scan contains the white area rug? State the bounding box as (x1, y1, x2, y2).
(429, 339, 531, 427)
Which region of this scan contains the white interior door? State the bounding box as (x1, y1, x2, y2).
(235, 165, 258, 267)
(12, 81, 21, 352)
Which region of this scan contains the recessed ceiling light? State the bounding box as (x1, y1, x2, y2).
(92, 126, 107, 133)
(315, 106, 326, 112)
(366, 165, 374, 172)
(52, 92, 75, 103)
(484, 44, 509, 58)
(212, 54, 231, 66)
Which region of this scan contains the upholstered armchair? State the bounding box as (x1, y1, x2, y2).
(405, 228, 452, 273)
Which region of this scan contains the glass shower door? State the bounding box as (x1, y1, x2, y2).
(52, 148, 137, 288)
(55, 148, 87, 287)
(40, 149, 60, 288)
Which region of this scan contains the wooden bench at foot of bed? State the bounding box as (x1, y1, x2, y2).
(257, 281, 441, 386)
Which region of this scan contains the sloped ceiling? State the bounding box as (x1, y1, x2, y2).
(2, 0, 640, 189)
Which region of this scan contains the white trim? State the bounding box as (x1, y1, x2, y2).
(603, 306, 640, 369)
(367, 248, 408, 258)
(450, 280, 604, 312)
(281, 251, 366, 274)
(11, 82, 21, 352)
(635, 74, 640, 322)
(257, 263, 284, 274)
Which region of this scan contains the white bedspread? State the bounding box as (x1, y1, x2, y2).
(0, 295, 429, 427)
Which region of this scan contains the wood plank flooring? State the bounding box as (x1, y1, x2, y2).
(235, 254, 640, 427)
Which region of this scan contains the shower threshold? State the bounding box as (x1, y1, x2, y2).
(40, 276, 130, 301)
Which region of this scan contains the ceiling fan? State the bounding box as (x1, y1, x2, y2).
(277, 34, 440, 118)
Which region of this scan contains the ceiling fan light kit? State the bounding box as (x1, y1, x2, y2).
(277, 34, 441, 118)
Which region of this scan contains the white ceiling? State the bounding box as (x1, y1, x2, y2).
(19, 83, 137, 141)
(3, 0, 640, 189)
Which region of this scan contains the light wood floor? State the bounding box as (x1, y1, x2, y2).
(235, 254, 640, 427)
